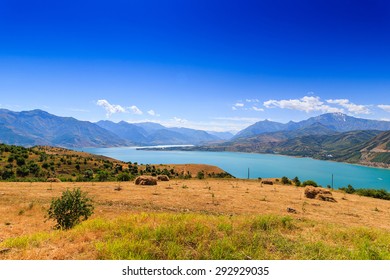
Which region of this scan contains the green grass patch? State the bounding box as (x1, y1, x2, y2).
(1, 232, 54, 249)
(91, 213, 390, 260)
(2, 213, 390, 260)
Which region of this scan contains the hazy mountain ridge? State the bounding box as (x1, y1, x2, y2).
(96, 120, 148, 144)
(95, 120, 223, 145)
(0, 109, 230, 148)
(0, 109, 128, 148)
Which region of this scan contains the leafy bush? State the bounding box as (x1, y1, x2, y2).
(339, 185, 390, 200)
(46, 188, 94, 230)
(339, 184, 355, 194)
(197, 171, 205, 180)
(117, 172, 132, 181)
(97, 170, 109, 181)
(355, 189, 390, 200)
(281, 176, 291, 185)
(301, 180, 318, 187)
(292, 176, 301, 186)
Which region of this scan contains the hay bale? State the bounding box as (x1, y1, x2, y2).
(135, 176, 157, 186)
(157, 175, 170, 181)
(304, 186, 319, 198)
(262, 180, 273, 185)
(47, 178, 61, 183)
(304, 186, 336, 202)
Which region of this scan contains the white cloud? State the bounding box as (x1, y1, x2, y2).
(128, 105, 143, 115)
(378, 105, 390, 113)
(252, 106, 264, 112)
(235, 103, 244, 107)
(173, 117, 188, 124)
(326, 99, 370, 115)
(97, 99, 145, 117)
(264, 96, 342, 113)
(246, 99, 259, 103)
(147, 109, 160, 116)
(232, 106, 237, 111)
(96, 99, 126, 117)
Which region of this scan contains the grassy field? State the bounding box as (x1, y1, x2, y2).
(1, 179, 390, 260)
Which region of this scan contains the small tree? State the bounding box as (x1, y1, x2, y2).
(281, 176, 291, 185)
(292, 176, 301, 186)
(339, 184, 356, 194)
(197, 171, 205, 180)
(46, 188, 94, 230)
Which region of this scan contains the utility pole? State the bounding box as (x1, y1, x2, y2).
(332, 174, 334, 189)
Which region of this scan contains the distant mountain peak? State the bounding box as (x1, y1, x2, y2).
(318, 112, 348, 122)
(329, 112, 346, 116)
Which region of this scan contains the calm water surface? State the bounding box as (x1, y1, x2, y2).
(80, 147, 390, 190)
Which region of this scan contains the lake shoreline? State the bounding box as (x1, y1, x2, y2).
(81, 146, 390, 190)
(134, 145, 390, 171)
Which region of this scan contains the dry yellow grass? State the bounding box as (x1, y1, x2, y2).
(0, 179, 390, 259)
(1, 178, 390, 243)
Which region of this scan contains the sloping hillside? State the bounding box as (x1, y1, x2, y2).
(196, 130, 386, 166)
(0, 144, 232, 182)
(359, 131, 390, 165)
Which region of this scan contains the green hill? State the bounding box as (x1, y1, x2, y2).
(0, 144, 232, 182)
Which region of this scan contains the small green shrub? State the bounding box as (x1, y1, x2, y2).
(301, 180, 318, 187)
(339, 184, 355, 194)
(117, 172, 132, 181)
(339, 185, 390, 201)
(292, 176, 301, 186)
(197, 171, 205, 180)
(46, 188, 94, 230)
(281, 176, 291, 185)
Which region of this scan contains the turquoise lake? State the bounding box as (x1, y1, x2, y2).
(80, 147, 390, 190)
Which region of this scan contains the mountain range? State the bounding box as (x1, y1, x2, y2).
(1, 109, 390, 166)
(234, 112, 390, 139)
(0, 109, 127, 147)
(0, 109, 231, 147)
(96, 120, 225, 145)
(196, 113, 390, 166)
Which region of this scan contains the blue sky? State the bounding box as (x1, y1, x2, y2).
(1, 0, 390, 132)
